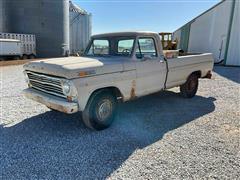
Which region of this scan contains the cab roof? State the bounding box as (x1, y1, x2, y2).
(91, 31, 159, 38)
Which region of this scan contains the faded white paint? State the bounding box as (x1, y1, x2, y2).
(23, 32, 214, 112)
(23, 88, 78, 114)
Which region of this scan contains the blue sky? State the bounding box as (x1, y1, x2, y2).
(74, 0, 220, 35)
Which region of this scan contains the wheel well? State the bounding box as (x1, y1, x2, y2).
(191, 71, 201, 78)
(91, 87, 123, 102)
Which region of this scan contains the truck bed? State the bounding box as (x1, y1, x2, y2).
(166, 53, 214, 88)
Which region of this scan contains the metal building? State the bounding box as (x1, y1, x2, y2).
(69, 1, 92, 55)
(1, 0, 70, 58)
(173, 0, 239, 66)
(0, 0, 8, 32)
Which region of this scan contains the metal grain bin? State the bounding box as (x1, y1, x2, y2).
(6, 0, 70, 58)
(0, 0, 8, 32)
(69, 1, 92, 55)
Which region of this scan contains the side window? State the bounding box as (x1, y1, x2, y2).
(117, 39, 134, 56)
(164, 35, 169, 41)
(136, 38, 157, 59)
(169, 35, 172, 41)
(88, 39, 109, 56)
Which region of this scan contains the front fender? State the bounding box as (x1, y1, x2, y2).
(72, 72, 136, 111)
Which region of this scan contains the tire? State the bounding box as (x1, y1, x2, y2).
(82, 90, 117, 130)
(180, 74, 199, 98)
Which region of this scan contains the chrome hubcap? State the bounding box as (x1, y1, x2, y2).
(97, 99, 112, 121)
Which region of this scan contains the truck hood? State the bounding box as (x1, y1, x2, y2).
(23, 56, 125, 79)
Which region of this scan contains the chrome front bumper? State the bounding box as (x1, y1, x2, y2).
(23, 88, 79, 114)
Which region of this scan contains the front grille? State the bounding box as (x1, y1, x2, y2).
(26, 71, 66, 98)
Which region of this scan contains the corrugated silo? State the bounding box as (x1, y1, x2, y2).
(0, 0, 8, 32)
(69, 1, 92, 55)
(6, 0, 70, 58)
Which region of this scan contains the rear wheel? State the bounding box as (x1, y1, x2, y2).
(180, 74, 198, 98)
(82, 90, 117, 130)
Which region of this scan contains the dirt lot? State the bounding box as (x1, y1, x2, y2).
(0, 59, 38, 67)
(0, 65, 239, 179)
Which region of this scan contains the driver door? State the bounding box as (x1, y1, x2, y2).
(134, 37, 166, 96)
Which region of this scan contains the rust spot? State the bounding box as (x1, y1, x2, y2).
(130, 80, 136, 99)
(34, 94, 69, 113)
(130, 88, 135, 99)
(203, 71, 212, 79)
(79, 71, 87, 77)
(67, 96, 72, 102)
(24, 89, 78, 114)
(47, 103, 69, 113)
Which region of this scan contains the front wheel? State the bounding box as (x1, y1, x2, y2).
(180, 74, 199, 98)
(82, 90, 117, 130)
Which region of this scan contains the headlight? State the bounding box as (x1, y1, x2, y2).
(61, 80, 78, 98)
(62, 81, 71, 95)
(23, 72, 29, 84)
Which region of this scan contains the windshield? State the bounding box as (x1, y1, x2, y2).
(85, 36, 136, 57)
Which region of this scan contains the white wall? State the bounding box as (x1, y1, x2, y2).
(188, 0, 232, 62)
(226, 0, 240, 66)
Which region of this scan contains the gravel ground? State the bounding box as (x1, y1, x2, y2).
(0, 65, 239, 179)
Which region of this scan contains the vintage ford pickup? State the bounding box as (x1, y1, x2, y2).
(23, 32, 213, 130)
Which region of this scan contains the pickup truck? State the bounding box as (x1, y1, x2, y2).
(23, 31, 213, 130)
